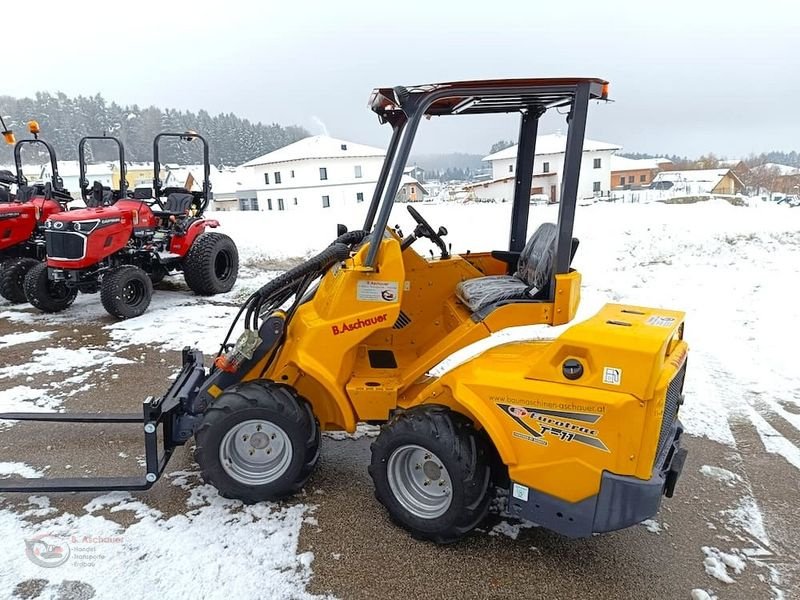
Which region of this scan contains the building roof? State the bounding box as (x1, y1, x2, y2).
(609, 155, 671, 172)
(762, 163, 800, 176)
(482, 133, 621, 162)
(651, 168, 743, 193)
(241, 135, 385, 167)
(400, 174, 428, 195)
(210, 168, 261, 195)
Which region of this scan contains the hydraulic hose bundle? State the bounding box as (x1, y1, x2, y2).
(214, 230, 367, 370)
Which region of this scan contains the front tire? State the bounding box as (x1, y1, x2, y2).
(0, 257, 39, 303)
(23, 262, 78, 313)
(182, 232, 238, 295)
(369, 405, 492, 544)
(195, 381, 320, 502)
(100, 265, 153, 319)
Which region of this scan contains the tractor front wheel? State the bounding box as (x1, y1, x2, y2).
(0, 257, 39, 303)
(182, 232, 239, 296)
(369, 405, 492, 544)
(100, 266, 153, 319)
(23, 263, 78, 313)
(195, 381, 320, 502)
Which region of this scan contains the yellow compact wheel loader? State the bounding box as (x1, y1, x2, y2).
(1, 78, 689, 544)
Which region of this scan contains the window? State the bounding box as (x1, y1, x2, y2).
(278, 198, 285, 211)
(341, 144, 347, 151)
(274, 172, 281, 184)
(293, 197, 298, 205)
(266, 198, 272, 211)
(322, 195, 330, 208)
(263, 173, 269, 185)
(640, 174, 647, 182)
(319, 167, 328, 180)
(592, 182, 601, 193)
(542, 161, 550, 173)
(619, 176, 625, 186)
(593, 158, 602, 169)
(251, 198, 259, 211)
(291, 170, 295, 178)
(356, 192, 364, 203)
(354, 165, 362, 179)
(239, 198, 249, 211)
(508, 164, 513, 173)
(628, 175, 634, 183)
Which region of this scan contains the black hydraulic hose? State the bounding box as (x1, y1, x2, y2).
(332, 229, 367, 246)
(254, 243, 350, 301)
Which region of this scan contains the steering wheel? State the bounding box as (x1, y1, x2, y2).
(406, 205, 449, 259)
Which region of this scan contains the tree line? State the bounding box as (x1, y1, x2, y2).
(0, 92, 309, 167)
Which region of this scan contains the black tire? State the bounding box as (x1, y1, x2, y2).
(195, 380, 320, 502)
(100, 265, 153, 319)
(182, 232, 238, 296)
(0, 257, 39, 303)
(369, 405, 492, 544)
(23, 262, 78, 313)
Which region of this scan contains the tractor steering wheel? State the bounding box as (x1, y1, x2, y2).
(406, 205, 449, 259)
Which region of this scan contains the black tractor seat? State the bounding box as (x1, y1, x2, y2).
(151, 192, 195, 218)
(0, 186, 11, 203)
(455, 223, 578, 313)
(85, 181, 114, 208)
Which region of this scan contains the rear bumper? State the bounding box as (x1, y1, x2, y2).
(507, 420, 687, 538)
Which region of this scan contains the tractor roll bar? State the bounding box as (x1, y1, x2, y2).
(78, 135, 127, 201)
(13, 138, 63, 190)
(363, 80, 597, 299)
(153, 132, 211, 213)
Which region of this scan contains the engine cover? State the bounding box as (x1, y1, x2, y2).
(45, 206, 134, 268)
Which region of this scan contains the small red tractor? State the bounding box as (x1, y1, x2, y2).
(25, 132, 239, 318)
(0, 119, 74, 303)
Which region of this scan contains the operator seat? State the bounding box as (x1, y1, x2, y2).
(455, 222, 577, 313)
(86, 181, 113, 208)
(0, 186, 10, 203)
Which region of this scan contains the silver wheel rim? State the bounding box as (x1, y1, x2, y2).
(219, 419, 293, 486)
(387, 444, 453, 519)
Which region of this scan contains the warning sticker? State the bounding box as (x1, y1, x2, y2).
(646, 315, 676, 327)
(602, 367, 622, 386)
(357, 280, 399, 303)
(512, 483, 529, 502)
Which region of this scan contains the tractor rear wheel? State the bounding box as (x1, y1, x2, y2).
(195, 380, 320, 502)
(369, 405, 492, 544)
(23, 262, 78, 313)
(182, 232, 238, 296)
(0, 257, 39, 303)
(100, 266, 153, 319)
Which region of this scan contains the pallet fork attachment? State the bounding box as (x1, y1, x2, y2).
(0, 348, 208, 493)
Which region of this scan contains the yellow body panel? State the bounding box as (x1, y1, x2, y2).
(238, 232, 687, 506)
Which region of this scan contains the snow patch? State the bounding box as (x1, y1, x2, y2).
(699, 465, 742, 487)
(690, 590, 717, 600)
(0, 462, 44, 478)
(640, 519, 663, 534)
(702, 546, 746, 584)
(0, 330, 55, 349)
(324, 423, 380, 441)
(0, 347, 132, 379)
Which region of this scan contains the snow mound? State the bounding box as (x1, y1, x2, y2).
(702, 546, 746, 584)
(0, 330, 55, 349)
(699, 465, 742, 487)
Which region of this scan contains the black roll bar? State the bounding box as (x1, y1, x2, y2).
(78, 135, 127, 202)
(13, 138, 63, 190)
(153, 132, 211, 213)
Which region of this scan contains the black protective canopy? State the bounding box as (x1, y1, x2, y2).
(362, 77, 609, 287)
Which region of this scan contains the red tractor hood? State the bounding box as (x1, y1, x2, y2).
(0, 203, 37, 251)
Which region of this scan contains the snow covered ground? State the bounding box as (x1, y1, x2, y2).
(1, 198, 799, 598)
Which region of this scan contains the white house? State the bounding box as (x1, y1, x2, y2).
(468, 134, 620, 203)
(239, 135, 386, 212)
(210, 167, 262, 211)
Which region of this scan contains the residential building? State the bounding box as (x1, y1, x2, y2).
(650, 169, 744, 195)
(610, 156, 672, 190)
(239, 135, 385, 211)
(470, 133, 620, 203)
(41, 161, 114, 197)
(397, 175, 428, 202)
(210, 167, 261, 211)
(113, 162, 159, 191)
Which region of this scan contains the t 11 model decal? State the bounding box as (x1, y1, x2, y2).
(497, 403, 610, 452)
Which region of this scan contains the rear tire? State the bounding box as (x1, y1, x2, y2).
(23, 262, 78, 313)
(0, 257, 39, 303)
(369, 405, 492, 544)
(100, 265, 153, 319)
(182, 232, 238, 296)
(195, 380, 320, 502)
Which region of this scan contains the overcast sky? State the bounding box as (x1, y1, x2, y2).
(4, 0, 798, 158)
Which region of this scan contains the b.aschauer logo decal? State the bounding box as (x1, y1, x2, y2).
(331, 313, 388, 335)
(497, 404, 609, 452)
